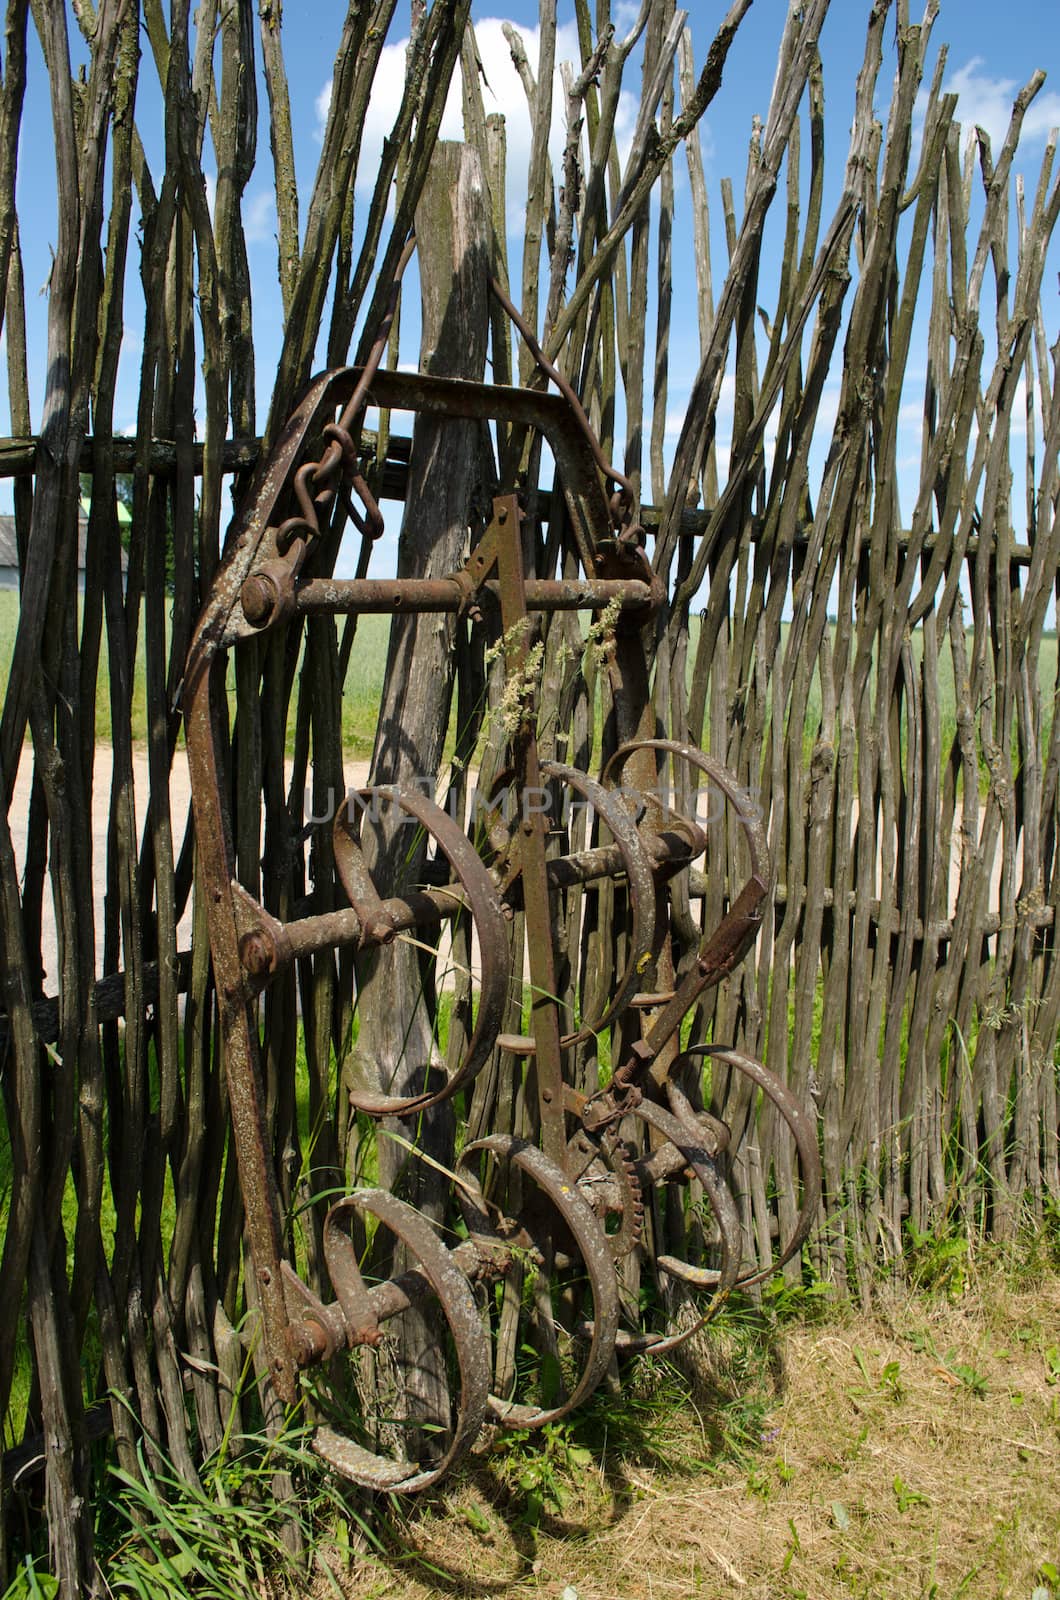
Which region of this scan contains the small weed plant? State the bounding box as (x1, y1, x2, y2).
(2, 1406, 365, 1600)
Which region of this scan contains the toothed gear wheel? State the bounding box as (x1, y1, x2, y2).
(566, 1127, 645, 1258)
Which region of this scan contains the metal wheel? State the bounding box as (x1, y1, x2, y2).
(285, 1187, 491, 1492)
(455, 1135, 620, 1428)
(676, 1047, 823, 1286)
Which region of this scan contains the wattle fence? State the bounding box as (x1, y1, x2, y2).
(0, 0, 1058, 1589)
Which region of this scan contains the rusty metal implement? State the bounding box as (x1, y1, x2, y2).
(184, 247, 821, 1488)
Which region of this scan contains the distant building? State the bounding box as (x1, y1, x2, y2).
(0, 500, 130, 591)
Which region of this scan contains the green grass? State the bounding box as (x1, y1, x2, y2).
(0, 589, 150, 746)
(0, 1022, 333, 1454)
(333, 615, 394, 756)
(3, 593, 1055, 780)
(0, 592, 393, 753)
(9, 1241, 1060, 1600)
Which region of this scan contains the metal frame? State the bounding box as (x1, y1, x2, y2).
(184, 303, 820, 1487)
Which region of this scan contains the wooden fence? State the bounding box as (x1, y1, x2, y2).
(0, 0, 1058, 1589)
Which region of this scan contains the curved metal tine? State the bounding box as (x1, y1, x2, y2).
(333, 790, 397, 946)
(660, 1082, 731, 1156)
(542, 762, 655, 1047)
(602, 736, 769, 885)
(674, 1048, 822, 1286)
(610, 1097, 743, 1357)
(334, 785, 511, 1117)
(322, 1202, 383, 1346)
(312, 1188, 491, 1494)
(456, 1136, 620, 1428)
(595, 737, 771, 1081)
(487, 274, 635, 527)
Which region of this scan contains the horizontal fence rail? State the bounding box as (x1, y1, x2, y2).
(0, 431, 1042, 564)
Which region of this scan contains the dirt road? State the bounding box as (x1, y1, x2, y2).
(8, 746, 370, 995)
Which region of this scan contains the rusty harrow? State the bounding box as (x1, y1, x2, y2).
(184, 271, 821, 1493)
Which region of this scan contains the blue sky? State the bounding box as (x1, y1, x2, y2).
(4, 1, 1059, 572)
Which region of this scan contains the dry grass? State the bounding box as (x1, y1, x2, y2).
(304, 1248, 1060, 1600)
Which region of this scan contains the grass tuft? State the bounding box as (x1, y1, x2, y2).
(307, 1245, 1060, 1600)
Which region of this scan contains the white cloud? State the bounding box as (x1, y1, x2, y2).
(243, 191, 276, 246)
(314, 78, 332, 138)
(613, 1, 641, 29)
(364, 403, 415, 436)
(194, 174, 275, 247)
(314, 16, 640, 230)
(942, 58, 1060, 153)
(1008, 371, 1029, 436)
(663, 370, 738, 440)
(815, 384, 840, 438)
(696, 118, 716, 168)
(663, 403, 688, 439)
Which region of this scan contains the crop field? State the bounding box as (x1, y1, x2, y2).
(2, 593, 1056, 769)
(0, 591, 392, 753)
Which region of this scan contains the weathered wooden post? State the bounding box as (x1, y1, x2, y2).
(348, 140, 491, 1448)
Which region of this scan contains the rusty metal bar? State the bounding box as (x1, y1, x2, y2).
(291, 574, 654, 617)
(287, 1235, 500, 1369)
(237, 824, 706, 981)
(183, 656, 296, 1402)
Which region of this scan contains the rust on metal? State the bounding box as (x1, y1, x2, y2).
(456, 1135, 620, 1428)
(542, 762, 656, 1049)
(310, 1187, 491, 1492)
(618, 1095, 743, 1354)
(184, 248, 819, 1491)
(335, 784, 511, 1116)
(671, 1050, 822, 1285)
(294, 574, 655, 616)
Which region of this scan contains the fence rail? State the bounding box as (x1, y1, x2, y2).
(0, 431, 1043, 563)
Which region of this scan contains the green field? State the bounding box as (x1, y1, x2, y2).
(0, 592, 1055, 765)
(0, 591, 394, 754)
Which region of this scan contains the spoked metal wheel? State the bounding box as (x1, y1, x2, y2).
(285, 1188, 491, 1491)
(455, 1135, 620, 1427)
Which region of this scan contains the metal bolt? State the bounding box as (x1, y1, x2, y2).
(241, 573, 277, 627)
(239, 928, 274, 976)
